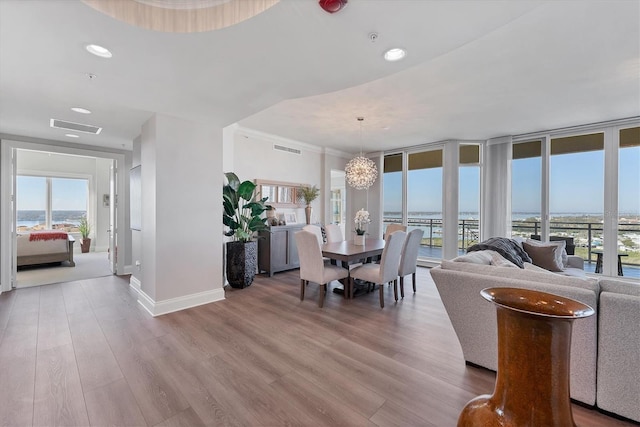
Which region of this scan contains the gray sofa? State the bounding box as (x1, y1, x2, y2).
(430, 259, 640, 422)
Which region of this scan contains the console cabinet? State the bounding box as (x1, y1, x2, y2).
(258, 224, 304, 276)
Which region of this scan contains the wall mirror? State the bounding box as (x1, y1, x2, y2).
(255, 179, 301, 207)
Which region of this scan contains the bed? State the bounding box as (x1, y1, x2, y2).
(17, 231, 75, 267)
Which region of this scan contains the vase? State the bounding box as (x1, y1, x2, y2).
(305, 205, 312, 224)
(354, 234, 365, 245)
(457, 287, 594, 427)
(225, 241, 258, 288)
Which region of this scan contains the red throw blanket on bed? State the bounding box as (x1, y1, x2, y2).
(29, 231, 68, 242)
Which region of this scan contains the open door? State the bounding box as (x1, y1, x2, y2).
(108, 160, 117, 274)
(0, 146, 17, 293)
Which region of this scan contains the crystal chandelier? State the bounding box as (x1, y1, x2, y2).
(345, 117, 378, 190)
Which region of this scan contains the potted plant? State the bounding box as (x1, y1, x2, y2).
(298, 185, 320, 225)
(223, 172, 271, 288)
(78, 215, 91, 253)
(354, 208, 370, 245)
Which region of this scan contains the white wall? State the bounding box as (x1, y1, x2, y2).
(233, 130, 324, 223)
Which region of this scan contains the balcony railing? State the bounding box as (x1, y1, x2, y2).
(383, 217, 640, 271)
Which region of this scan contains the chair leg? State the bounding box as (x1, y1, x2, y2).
(300, 279, 306, 301)
(379, 283, 385, 308)
(399, 276, 405, 298)
(393, 279, 398, 302)
(412, 272, 417, 293)
(319, 284, 325, 308)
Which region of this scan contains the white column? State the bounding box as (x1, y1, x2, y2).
(138, 113, 225, 316)
(482, 137, 512, 240)
(442, 140, 459, 259)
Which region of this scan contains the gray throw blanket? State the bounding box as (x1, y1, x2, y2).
(467, 237, 532, 268)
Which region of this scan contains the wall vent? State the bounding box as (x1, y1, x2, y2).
(50, 118, 102, 134)
(273, 144, 301, 155)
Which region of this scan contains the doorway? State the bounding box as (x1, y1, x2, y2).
(1, 139, 127, 293)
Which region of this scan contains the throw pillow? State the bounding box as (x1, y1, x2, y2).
(490, 251, 519, 268)
(522, 241, 564, 272)
(452, 250, 494, 265)
(525, 238, 568, 267)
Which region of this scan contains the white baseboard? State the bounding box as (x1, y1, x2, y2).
(129, 275, 141, 292)
(135, 286, 225, 317)
(123, 264, 133, 275)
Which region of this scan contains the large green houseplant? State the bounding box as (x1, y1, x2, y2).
(223, 172, 271, 288)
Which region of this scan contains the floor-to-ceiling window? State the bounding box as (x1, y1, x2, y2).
(618, 127, 640, 276)
(511, 140, 542, 238)
(459, 144, 481, 253)
(511, 124, 640, 278)
(407, 149, 443, 259)
(383, 153, 403, 233)
(550, 133, 604, 270)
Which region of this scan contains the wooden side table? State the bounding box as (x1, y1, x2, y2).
(457, 287, 594, 427)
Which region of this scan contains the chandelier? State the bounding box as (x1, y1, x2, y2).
(345, 117, 378, 190)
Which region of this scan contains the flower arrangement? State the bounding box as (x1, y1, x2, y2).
(354, 208, 371, 235)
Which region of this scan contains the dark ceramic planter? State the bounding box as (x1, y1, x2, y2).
(226, 240, 257, 289)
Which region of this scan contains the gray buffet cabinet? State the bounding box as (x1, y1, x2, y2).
(258, 224, 305, 276)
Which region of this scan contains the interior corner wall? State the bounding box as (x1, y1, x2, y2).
(140, 114, 224, 311)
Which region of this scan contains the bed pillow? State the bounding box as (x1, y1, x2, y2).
(522, 241, 564, 272)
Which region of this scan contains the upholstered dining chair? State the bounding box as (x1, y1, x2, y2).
(349, 230, 406, 308)
(302, 224, 324, 246)
(294, 230, 349, 308)
(324, 223, 344, 243)
(398, 228, 424, 298)
(384, 224, 407, 240)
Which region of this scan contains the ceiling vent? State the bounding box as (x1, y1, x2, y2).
(50, 118, 102, 135)
(273, 144, 301, 155)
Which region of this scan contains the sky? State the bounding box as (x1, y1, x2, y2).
(17, 176, 88, 211)
(384, 146, 640, 215)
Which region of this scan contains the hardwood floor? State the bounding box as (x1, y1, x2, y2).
(0, 268, 635, 426)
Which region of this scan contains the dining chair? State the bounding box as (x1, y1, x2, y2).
(294, 230, 349, 307)
(324, 223, 344, 243)
(398, 228, 424, 298)
(302, 224, 324, 246)
(384, 223, 407, 240)
(349, 230, 406, 308)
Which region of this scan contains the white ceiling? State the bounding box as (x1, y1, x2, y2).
(1, 1, 638, 153)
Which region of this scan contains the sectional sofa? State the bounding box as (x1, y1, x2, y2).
(430, 257, 639, 422)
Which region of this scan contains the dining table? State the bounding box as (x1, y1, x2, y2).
(321, 238, 386, 298)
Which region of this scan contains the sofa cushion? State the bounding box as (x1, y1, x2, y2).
(598, 279, 640, 297)
(440, 259, 599, 292)
(523, 241, 564, 272)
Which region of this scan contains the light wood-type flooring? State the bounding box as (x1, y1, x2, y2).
(0, 268, 635, 426)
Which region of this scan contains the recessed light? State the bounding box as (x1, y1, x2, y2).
(71, 107, 91, 114)
(85, 44, 112, 58)
(384, 48, 406, 62)
(65, 134, 79, 138)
